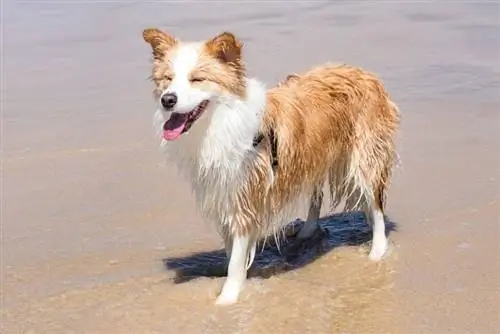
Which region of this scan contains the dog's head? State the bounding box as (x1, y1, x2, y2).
(143, 29, 246, 141)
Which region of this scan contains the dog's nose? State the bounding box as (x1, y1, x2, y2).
(161, 93, 178, 110)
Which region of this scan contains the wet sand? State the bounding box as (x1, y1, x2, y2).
(2, 2, 499, 333)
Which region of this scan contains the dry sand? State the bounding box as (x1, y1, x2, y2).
(2, 2, 499, 333)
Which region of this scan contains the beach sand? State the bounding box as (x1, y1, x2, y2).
(2, 2, 499, 333)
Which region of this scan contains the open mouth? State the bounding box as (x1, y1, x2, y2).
(162, 100, 209, 141)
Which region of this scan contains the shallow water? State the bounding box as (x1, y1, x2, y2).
(2, 2, 499, 333)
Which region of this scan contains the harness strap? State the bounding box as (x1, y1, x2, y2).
(252, 130, 278, 169)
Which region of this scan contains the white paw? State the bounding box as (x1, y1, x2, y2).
(215, 292, 239, 306)
(368, 240, 388, 261)
(215, 280, 241, 306)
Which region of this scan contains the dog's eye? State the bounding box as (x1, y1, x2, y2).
(190, 77, 206, 83)
(164, 76, 173, 81)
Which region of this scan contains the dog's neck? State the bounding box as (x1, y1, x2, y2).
(157, 78, 267, 181)
(199, 78, 267, 169)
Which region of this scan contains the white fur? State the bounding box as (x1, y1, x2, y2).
(154, 48, 270, 231)
(160, 43, 213, 114)
(155, 77, 267, 178)
(215, 234, 251, 305)
(155, 75, 270, 306)
(365, 205, 388, 261)
(154, 41, 267, 188)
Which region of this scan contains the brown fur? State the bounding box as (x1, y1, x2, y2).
(142, 28, 178, 60)
(232, 64, 400, 237)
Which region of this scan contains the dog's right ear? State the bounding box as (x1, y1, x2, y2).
(142, 28, 177, 59)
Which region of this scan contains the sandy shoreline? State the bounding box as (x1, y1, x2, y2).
(3, 2, 499, 333)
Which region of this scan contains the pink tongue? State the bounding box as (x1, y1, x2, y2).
(163, 113, 189, 141)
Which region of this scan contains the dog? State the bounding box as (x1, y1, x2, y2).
(142, 28, 400, 305)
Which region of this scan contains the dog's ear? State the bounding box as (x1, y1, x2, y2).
(142, 28, 177, 59)
(205, 32, 243, 65)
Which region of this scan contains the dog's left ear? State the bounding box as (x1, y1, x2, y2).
(206, 32, 243, 65)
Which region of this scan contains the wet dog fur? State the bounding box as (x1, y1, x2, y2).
(142, 29, 400, 305)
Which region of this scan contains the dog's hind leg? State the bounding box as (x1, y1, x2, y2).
(297, 187, 324, 239)
(285, 186, 328, 260)
(364, 188, 388, 261)
(216, 234, 254, 305)
(222, 229, 233, 259)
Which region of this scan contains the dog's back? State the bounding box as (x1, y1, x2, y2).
(261, 63, 400, 216)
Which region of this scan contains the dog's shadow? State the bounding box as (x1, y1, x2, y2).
(163, 211, 397, 284)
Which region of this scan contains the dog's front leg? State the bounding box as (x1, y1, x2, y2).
(215, 234, 251, 305)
